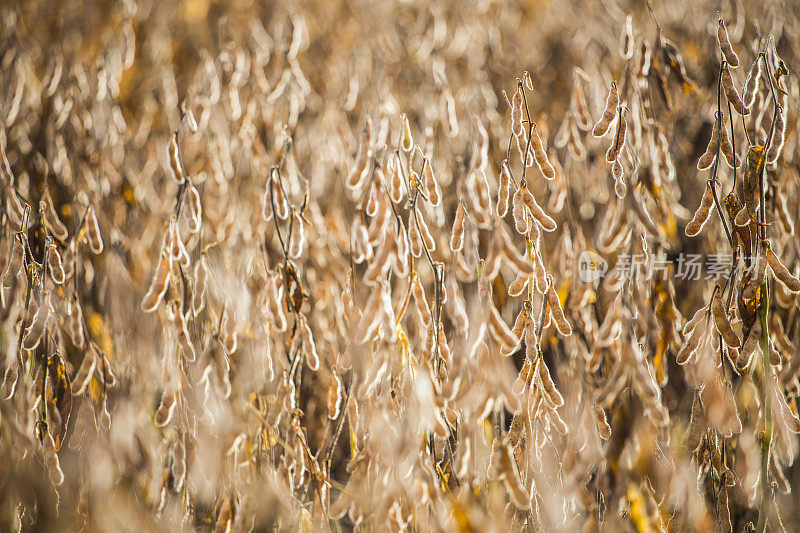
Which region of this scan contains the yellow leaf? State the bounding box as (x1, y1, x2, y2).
(626, 484, 652, 533)
(87, 312, 114, 361)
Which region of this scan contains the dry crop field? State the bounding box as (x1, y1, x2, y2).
(1, 0, 800, 531)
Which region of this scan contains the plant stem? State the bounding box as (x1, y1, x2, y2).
(755, 278, 771, 533)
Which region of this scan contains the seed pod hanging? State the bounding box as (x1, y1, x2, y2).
(142, 251, 171, 312)
(717, 19, 739, 68)
(401, 114, 413, 152)
(545, 280, 571, 336)
(742, 59, 762, 108)
(450, 201, 466, 252)
(711, 289, 740, 348)
(767, 244, 800, 292)
(592, 82, 619, 137)
(520, 184, 556, 231)
(46, 242, 65, 284)
(346, 119, 373, 190)
(497, 161, 512, 217)
(685, 184, 714, 237)
(192, 254, 208, 316)
(511, 85, 523, 137)
(697, 113, 720, 170)
(530, 128, 555, 180)
(721, 64, 749, 115)
(85, 206, 104, 254)
(42, 193, 69, 241)
(422, 159, 440, 205)
(167, 132, 185, 184)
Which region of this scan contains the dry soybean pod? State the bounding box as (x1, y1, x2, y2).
(192, 254, 208, 316)
(46, 242, 65, 284)
(450, 200, 466, 252)
(766, 243, 800, 292)
(365, 184, 380, 217)
(571, 79, 592, 130)
(497, 161, 511, 217)
(498, 445, 529, 510)
(499, 235, 534, 276)
(718, 117, 740, 168)
(327, 370, 344, 420)
(354, 287, 384, 344)
(186, 181, 202, 233)
(2, 235, 24, 289)
(511, 85, 523, 137)
(43, 434, 64, 485)
(220, 308, 238, 356)
(154, 387, 178, 427)
(346, 119, 372, 190)
(85, 206, 104, 254)
(774, 191, 794, 235)
(697, 113, 720, 170)
(619, 14, 633, 60)
(387, 153, 404, 204)
(142, 251, 171, 312)
(612, 160, 625, 188)
(545, 278, 571, 336)
(512, 186, 530, 234)
(422, 159, 440, 205)
(766, 105, 786, 164)
(72, 349, 96, 395)
(683, 306, 706, 336)
(67, 294, 85, 348)
(685, 183, 714, 237)
(300, 317, 319, 371)
(677, 315, 708, 365)
(742, 59, 762, 108)
(521, 185, 556, 232)
(22, 292, 52, 350)
(530, 127, 555, 180)
(272, 176, 289, 219)
(489, 304, 519, 350)
(442, 88, 458, 138)
(412, 275, 430, 325)
(288, 213, 305, 259)
(415, 208, 436, 251)
(172, 303, 196, 362)
(43, 193, 69, 241)
(171, 440, 186, 492)
(737, 320, 761, 371)
(717, 19, 739, 68)
(613, 174, 627, 199)
(595, 404, 612, 439)
(592, 81, 618, 137)
(507, 275, 529, 297)
(473, 169, 493, 218)
(401, 114, 413, 152)
(0, 142, 12, 186)
(722, 63, 749, 115)
(743, 244, 768, 299)
(605, 109, 627, 163)
(408, 211, 423, 258)
(685, 391, 704, 451)
(266, 273, 287, 331)
(510, 306, 529, 339)
(711, 287, 740, 347)
(351, 219, 371, 263)
(167, 131, 185, 184)
(537, 356, 564, 408)
(567, 119, 587, 160)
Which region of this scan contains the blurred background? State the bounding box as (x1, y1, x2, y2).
(1, 0, 799, 530)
